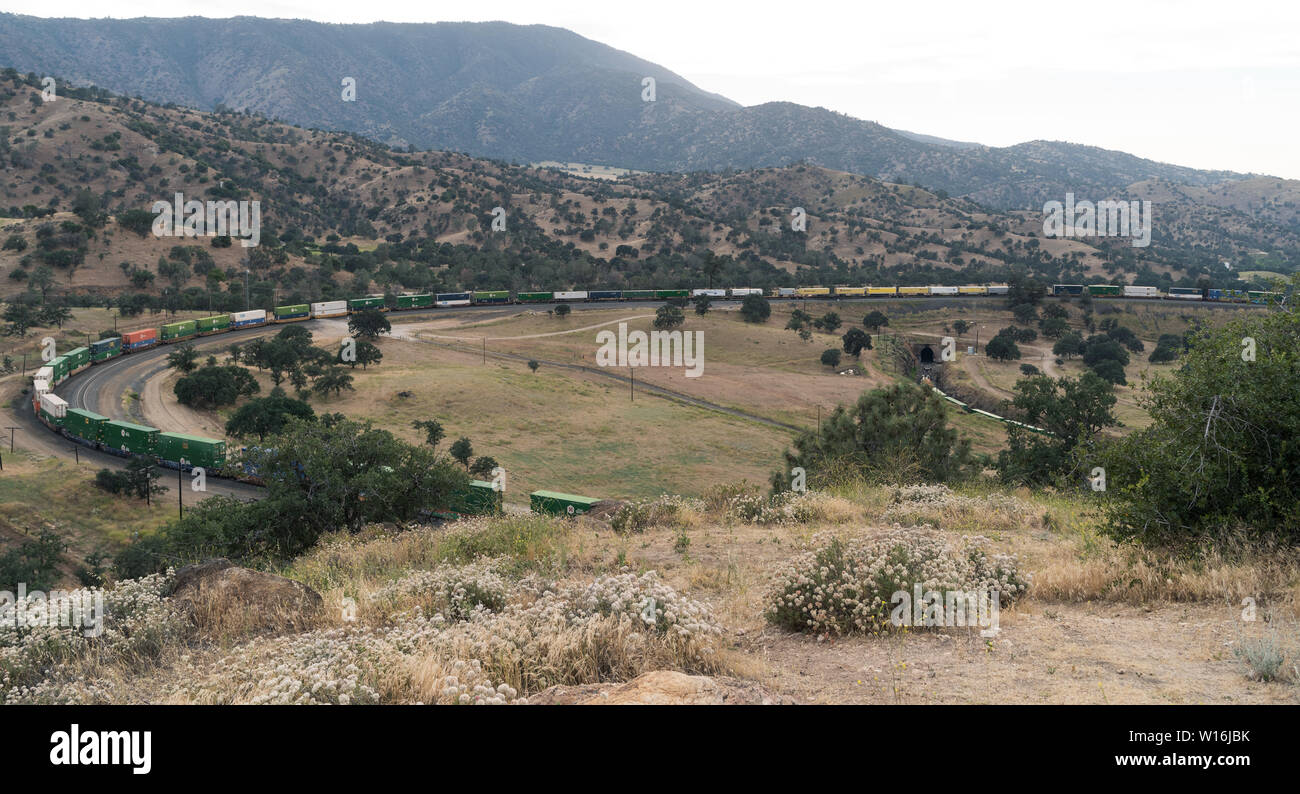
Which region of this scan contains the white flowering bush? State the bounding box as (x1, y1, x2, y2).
(368, 558, 511, 621)
(882, 484, 1036, 532)
(2, 572, 187, 703)
(724, 489, 853, 525)
(765, 527, 1030, 635)
(611, 495, 702, 534)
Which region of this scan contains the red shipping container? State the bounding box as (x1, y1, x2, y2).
(122, 328, 158, 344)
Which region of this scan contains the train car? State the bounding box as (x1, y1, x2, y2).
(691, 289, 727, 298)
(958, 286, 988, 295)
(1248, 291, 1283, 305)
(552, 291, 588, 302)
(834, 286, 867, 297)
(516, 291, 554, 303)
(34, 366, 53, 390)
(928, 286, 959, 296)
(310, 301, 348, 318)
(348, 296, 386, 313)
(32, 378, 49, 397)
(772, 287, 798, 298)
(155, 432, 226, 471)
(729, 288, 763, 298)
(588, 290, 623, 301)
(102, 420, 158, 457)
(530, 489, 601, 517)
(231, 309, 268, 328)
(654, 289, 689, 300)
(197, 314, 232, 335)
(1052, 284, 1085, 297)
(1206, 288, 1246, 303)
(395, 293, 434, 310)
(622, 290, 655, 301)
(1087, 284, 1122, 297)
(64, 347, 91, 376)
(473, 290, 511, 305)
(161, 319, 198, 342)
(898, 286, 929, 297)
(1123, 285, 1160, 298)
(122, 328, 160, 351)
(867, 286, 898, 297)
(796, 287, 832, 298)
(90, 337, 122, 363)
(435, 292, 473, 307)
(987, 285, 1010, 295)
(48, 355, 69, 384)
(38, 392, 67, 428)
(63, 408, 107, 446)
(273, 304, 311, 322)
(1167, 287, 1204, 301)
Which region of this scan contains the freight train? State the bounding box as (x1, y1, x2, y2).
(1050, 284, 1284, 304)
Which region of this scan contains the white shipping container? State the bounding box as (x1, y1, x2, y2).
(729, 288, 762, 297)
(987, 285, 1010, 295)
(232, 310, 267, 323)
(553, 291, 588, 301)
(1123, 285, 1160, 297)
(777, 288, 798, 297)
(33, 379, 49, 395)
(691, 289, 727, 297)
(928, 286, 959, 296)
(311, 301, 348, 317)
(35, 366, 54, 381)
(39, 392, 67, 418)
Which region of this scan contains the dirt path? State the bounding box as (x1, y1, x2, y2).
(390, 314, 656, 342)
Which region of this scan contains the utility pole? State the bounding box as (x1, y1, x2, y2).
(5, 426, 18, 452)
(178, 465, 183, 519)
(482, 337, 486, 364)
(244, 269, 251, 311)
(72, 444, 78, 464)
(21, 353, 26, 376)
(630, 366, 634, 401)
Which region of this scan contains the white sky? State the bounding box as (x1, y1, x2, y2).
(9, 0, 1300, 178)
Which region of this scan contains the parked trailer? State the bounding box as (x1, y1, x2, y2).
(121, 328, 159, 351)
(729, 288, 763, 298)
(63, 408, 107, 445)
(155, 432, 226, 470)
(161, 320, 198, 342)
(395, 293, 434, 310)
(435, 292, 472, 307)
(867, 286, 898, 296)
(102, 420, 158, 457)
(473, 290, 510, 304)
(231, 310, 267, 328)
(197, 314, 232, 334)
(90, 337, 122, 362)
(552, 291, 589, 301)
(274, 304, 311, 322)
(588, 290, 623, 301)
(1167, 287, 1204, 301)
(529, 489, 601, 517)
(516, 292, 554, 303)
(928, 286, 959, 296)
(1123, 285, 1160, 298)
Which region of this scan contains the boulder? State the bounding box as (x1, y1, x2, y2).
(169, 558, 323, 632)
(526, 671, 794, 705)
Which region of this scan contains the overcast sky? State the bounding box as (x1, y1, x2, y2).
(9, 0, 1299, 178)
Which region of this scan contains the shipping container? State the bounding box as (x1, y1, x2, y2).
(90, 337, 122, 362)
(347, 296, 386, 312)
(273, 304, 311, 321)
(653, 289, 689, 299)
(834, 286, 866, 297)
(1122, 285, 1160, 298)
(928, 286, 959, 296)
(32, 379, 49, 396)
(1052, 284, 1086, 296)
(65, 347, 91, 373)
(867, 286, 898, 296)
(309, 301, 348, 318)
(1087, 284, 1122, 296)
(48, 356, 69, 383)
(588, 290, 622, 301)
(729, 288, 763, 298)
(472, 290, 510, 304)
(102, 420, 158, 456)
(691, 288, 727, 298)
(898, 286, 930, 296)
(957, 286, 988, 295)
(395, 293, 434, 310)
(231, 310, 268, 328)
(34, 366, 53, 382)
(1167, 287, 1204, 301)
(63, 408, 107, 444)
(197, 314, 232, 334)
(161, 320, 198, 342)
(796, 287, 831, 297)
(516, 292, 554, 303)
(122, 328, 159, 351)
(155, 432, 226, 470)
(529, 489, 601, 517)
(435, 292, 472, 307)
(622, 290, 656, 300)
(454, 480, 503, 516)
(774, 287, 798, 297)
(39, 392, 68, 418)
(1248, 291, 1282, 305)
(987, 285, 1010, 295)
(553, 291, 589, 301)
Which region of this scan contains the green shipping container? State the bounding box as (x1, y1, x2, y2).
(654, 289, 689, 299)
(447, 480, 502, 516)
(39, 407, 64, 428)
(273, 304, 310, 320)
(516, 292, 554, 303)
(103, 420, 158, 456)
(64, 408, 107, 443)
(90, 337, 122, 361)
(396, 293, 434, 310)
(348, 297, 385, 311)
(155, 432, 226, 469)
(473, 290, 510, 304)
(1087, 284, 1122, 296)
(623, 290, 655, 300)
(65, 347, 90, 370)
(529, 489, 601, 517)
(197, 314, 232, 333)
(161, 320, 198, 341)
(49, 356, 69, 382)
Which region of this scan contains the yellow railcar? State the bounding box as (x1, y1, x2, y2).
(958, 285, 988, 295)
(898, 286, 930, 296)
(866, 286, 898, 296)
(796, 287, 832, 297)
(834, 286, 866, 297)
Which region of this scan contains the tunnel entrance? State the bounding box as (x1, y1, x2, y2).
(919, 345, 935, 364)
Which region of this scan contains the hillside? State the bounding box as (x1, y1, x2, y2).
(0, 14, 1274, 214)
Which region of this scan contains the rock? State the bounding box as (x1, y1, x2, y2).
(526, 671, 795, 705)
(169, 558, 323, 632)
